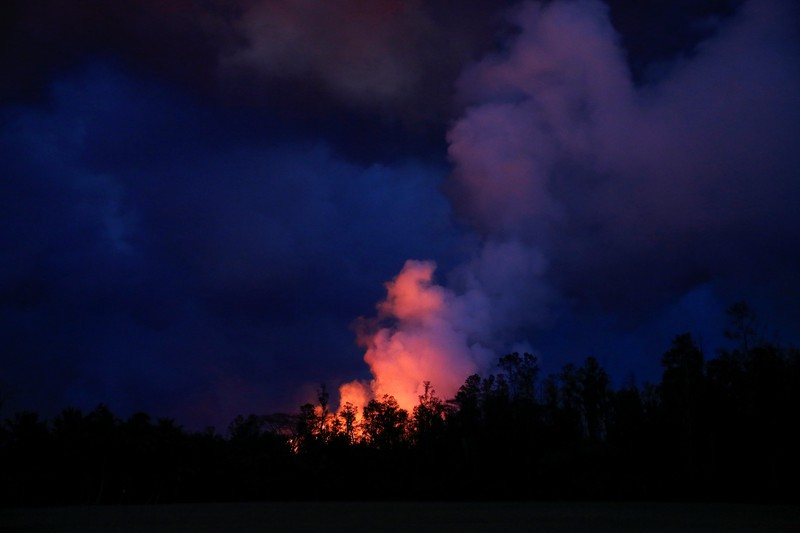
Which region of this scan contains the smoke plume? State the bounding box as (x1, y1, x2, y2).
(339, 240, 550, 412)
(339, 0, 800, 412)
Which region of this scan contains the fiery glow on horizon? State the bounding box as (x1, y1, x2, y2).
(337, 259, 490, 415)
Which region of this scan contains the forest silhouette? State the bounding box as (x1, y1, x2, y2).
(2, 303, 798, 505)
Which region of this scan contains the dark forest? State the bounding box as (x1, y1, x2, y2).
(2, 303, 798, 505)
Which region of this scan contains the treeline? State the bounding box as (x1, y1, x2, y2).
(2, 303, 799, 505)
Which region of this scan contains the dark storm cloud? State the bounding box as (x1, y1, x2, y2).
(0, 0, 231, 105)
(219, 0, 511, 115)
(0, 64, 458, 427)
(605, 0, 746, 84)
(2, 0, 796, 427)
(51, 0, 508, 165)
(0, 0, 740, 160)
(0, 1, 505, 118)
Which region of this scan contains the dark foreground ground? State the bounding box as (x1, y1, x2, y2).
(1, 502, 798, 532)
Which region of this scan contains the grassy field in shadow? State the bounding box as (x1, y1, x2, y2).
(2, 501, 798, 532)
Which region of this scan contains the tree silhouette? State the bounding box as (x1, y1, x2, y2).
(2, 301, 799, 504)
(724, 301, 760, 355)
(361, 394, 409, 451)
(3, 411, 49, 504)
(411, 381, 448, 447)
(498, 352, 539, 403)
(576, 357, 612, 442)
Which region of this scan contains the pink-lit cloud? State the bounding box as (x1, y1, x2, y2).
(340, 0, 800, 412)
(341, 260, 495, 411)
(448, 0, 800, 310)
(340, 240, 551, 412)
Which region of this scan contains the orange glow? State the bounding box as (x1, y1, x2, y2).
(337, 380, 371, 423)
(338, 260, 482, 415)
(377, 260, 444, 322)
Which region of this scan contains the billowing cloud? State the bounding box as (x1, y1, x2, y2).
(341, 0, 800, 408)
(449, 0, 800, 313)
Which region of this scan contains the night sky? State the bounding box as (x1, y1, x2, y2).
(2, 0, 799, 430)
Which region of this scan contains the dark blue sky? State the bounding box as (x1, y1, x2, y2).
(2, 0, 799, 429)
